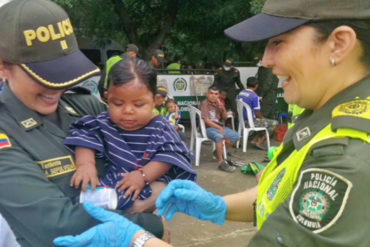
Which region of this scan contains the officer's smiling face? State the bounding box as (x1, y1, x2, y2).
(261, 25, 334, 110)
(107, 80, 155, 131)
(3, 63, 64, 115)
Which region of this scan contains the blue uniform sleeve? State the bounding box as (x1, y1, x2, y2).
(63, 113, 106, 154)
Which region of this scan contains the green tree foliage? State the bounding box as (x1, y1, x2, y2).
(53, 0, 266, 67)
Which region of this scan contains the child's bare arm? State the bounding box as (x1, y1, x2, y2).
(70, 146, 100, 191)
(117, 161, 171, 201)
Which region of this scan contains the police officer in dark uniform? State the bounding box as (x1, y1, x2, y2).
(52, 0, 370, 246)
(0, 1, 163, 246)
(256, 64, 279, 119)
(213, 58, 244, 115)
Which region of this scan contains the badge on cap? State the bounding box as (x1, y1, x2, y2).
(0, 133, 11, 149)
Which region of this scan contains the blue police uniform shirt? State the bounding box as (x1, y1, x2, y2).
(237, 89, 260, 120)
(64, 112, 196, 210)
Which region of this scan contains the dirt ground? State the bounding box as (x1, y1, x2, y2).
(167, 130, 276, 247)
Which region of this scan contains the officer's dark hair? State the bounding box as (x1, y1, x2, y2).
(208, 85, 220, 92)
(246, 76, 258, 87)
(308, 19, 370, 67)
(108, 57, 157, 96)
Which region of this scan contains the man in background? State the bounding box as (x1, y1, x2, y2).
(237, 77, 278, 150)
(150, 49, 165, 69)
(256, 62, 279, 119)
(213, 58, 244, 116)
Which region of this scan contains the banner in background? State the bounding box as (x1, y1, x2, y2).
(157, 74, 214, 118)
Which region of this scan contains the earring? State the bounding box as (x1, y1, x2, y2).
(330, 58, 336, 66)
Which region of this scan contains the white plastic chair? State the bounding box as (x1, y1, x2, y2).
(187, 104, 227, 166)
(178, 124, 185, 133)
(236, 99, 270, 153)
(225, 111, 235, 130)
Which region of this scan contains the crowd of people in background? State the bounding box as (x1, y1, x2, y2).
(4, 0, 367, 246)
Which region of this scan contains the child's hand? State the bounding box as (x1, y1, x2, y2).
(116, 171, 145, 201)
(70, 164, 100, 191)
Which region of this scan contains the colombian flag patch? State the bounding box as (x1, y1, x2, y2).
(0, 133, 11, 149)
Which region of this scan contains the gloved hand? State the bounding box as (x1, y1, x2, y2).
(53, 202, 142, 247)
(156, 180, 226, 225)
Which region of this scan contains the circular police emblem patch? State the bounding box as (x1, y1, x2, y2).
(173, 78, 187, 91)
(332, 100, 370, 119)
(289, 168, 352, 233)
(299, 190, 329, 221)
(339, 101, 367, 114)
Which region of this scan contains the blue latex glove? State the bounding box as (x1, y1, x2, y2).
(156, 180, 226, 225)
(53, 202, 142, 247)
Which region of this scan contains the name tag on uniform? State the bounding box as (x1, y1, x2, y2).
(37, 155, 76, 178)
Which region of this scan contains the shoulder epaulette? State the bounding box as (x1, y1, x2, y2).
(331, 99, 370, 134)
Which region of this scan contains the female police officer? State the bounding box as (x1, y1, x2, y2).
(54, 0, 370, 246)
(0, 0, 164, 246)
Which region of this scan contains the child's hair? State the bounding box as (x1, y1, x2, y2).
(108, 57, 157, 95)
(165, 98, 176, 107)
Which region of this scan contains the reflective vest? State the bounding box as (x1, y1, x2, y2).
(153, 103, 167, 116)
(256, 123, 370, 229)
(287, 104, 305, 128)
(103, 55, 123, 88)
(166, 63, 181, 74)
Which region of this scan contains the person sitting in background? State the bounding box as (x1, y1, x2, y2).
(153, 86, 168, 116)
(199, 86, 240, 172)
(165, 98, 186, 141)
(237, 76, 278, 150)
(64, 57, 196, 213)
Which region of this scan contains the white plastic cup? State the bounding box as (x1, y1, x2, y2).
(79, 186, 118, 210)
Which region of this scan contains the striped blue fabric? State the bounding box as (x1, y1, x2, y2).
(64, 112, 196, 210)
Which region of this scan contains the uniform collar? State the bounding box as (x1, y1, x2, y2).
(0, 83, 42, 131)
(284, 75, 370, 150)
(0, 83, 82, 132)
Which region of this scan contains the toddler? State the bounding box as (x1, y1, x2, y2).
(64, 57, 196, 213)
(165, 99, 186, 141)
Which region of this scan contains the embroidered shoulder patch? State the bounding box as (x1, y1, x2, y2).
(0, 133, 11, 149)
(332, 100, 370, 119)
(289, 168, 352, 233)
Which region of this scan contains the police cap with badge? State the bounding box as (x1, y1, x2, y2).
(0, 0, 100, 89)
